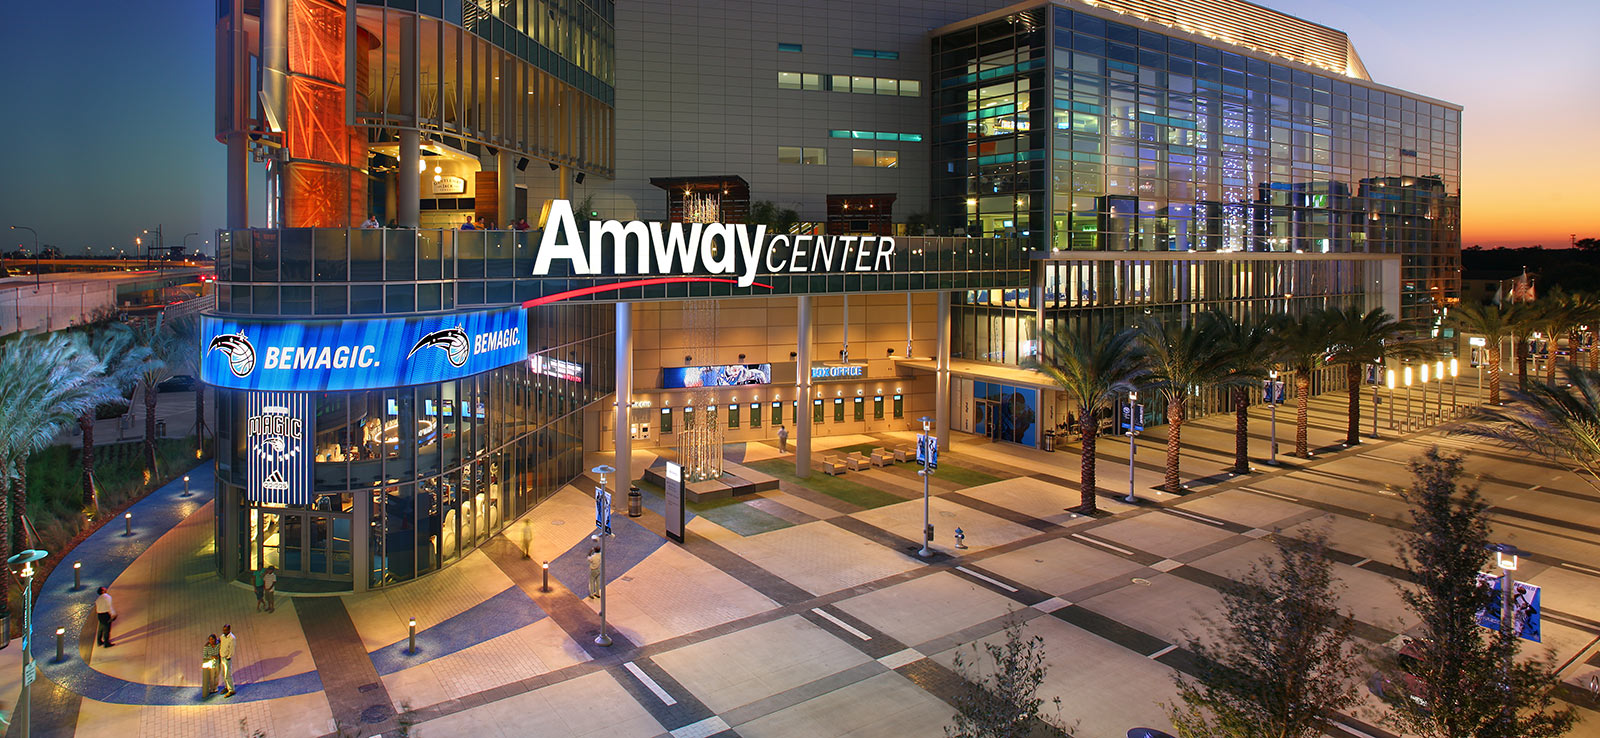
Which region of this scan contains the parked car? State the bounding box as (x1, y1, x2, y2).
(1370, 637, 1430, 711)
(157, 374, 197, 393)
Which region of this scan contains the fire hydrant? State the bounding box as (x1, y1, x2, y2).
(954, 527, 967, 549)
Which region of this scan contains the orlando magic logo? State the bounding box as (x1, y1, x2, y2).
(407, 327, 471, 367)
(208, 332, 256, 377)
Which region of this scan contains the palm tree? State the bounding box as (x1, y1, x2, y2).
(1457, 367, 1600, 494)
(1134, 312, 1237, 494)
(1322, 307, 1412, 446)
(1270, 310, 1331, 458)
(1040, 322, 1142, 514)
(129, 313, 176, 484)
(1531, 288, 1576, 387)
(78, 323, 156, 510)
(1208, 311, 1275, 474)
(1447, 301, 1521, 405)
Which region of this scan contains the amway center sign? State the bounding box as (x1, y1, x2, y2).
(534, 199, 898, 287)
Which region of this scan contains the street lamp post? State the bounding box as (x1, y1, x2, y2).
(1434, 360, 1445, 420)
(10, 548, 49, 738)
(917, 416, 935, 558)
(591, 464, 615, 647)
(1370, 365, 1380, 439)
(1124, 391, 1139, 503)
(1447, 359, 1458, 417)
(1386, 369, 1397, 431)
(1403, 365, 1414, 431)
(10, 226, 39, 290)
(1267, 371, 1280, 465)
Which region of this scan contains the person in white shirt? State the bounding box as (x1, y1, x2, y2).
(218, 624, 237, 697)
(94, 587, 117, 647)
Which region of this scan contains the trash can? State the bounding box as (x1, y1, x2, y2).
(156, 420, 167, 438)
(628, 485, 642, 517)
(1042, 430, 1055, 452)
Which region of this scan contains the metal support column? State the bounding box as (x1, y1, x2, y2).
(796, 296, 813, 478)
(935, 292, 951, 450)
(351, 484, 369, 593)
(498, 149, 515, 227)
(397, 14, 420, 228)
(614, 303, 633, 498)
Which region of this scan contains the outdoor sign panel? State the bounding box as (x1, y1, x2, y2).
(664, 462, 685, 543)
(1263, 380, 1286, 404)
(660, 363, 772, 388)
(201, 307, 527, 392)
(1121, 403, 1146, 433)
(246, 391, 312, 505)
(917, 434, 939, 469)
(595, 486, 613, 535)
(1475, 573, 1542, 642)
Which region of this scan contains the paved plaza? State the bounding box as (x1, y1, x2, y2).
(11, 387, 1600, 738)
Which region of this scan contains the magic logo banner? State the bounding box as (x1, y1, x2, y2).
(247, 391, 311, 505)
(201, 306, 527, 392)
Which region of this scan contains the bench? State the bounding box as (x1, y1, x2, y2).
(822, 456, 847, 475)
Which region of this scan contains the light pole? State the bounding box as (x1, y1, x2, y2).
(10, 548, 49, 738)
(1403, 365, 1414, 430)
(1435, 360, 1446, 419)
(1266, 371, 1281, 465)
(591, 464, 615, 647)
(1370, 363, 1380, 439)
(917, 416, 935, 558)
(1450, 358, 1460, 416)
(1490, 542, 1520, 712)
(11, 226, 38, 290)
(1124, 391, 1139, 503)
(1386, 369, 1397, 430)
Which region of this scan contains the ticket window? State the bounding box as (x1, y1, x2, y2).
(727, 404, 740, 429)
(893, 394, 904, 418)
(771, 401, 782, 426)
(706, 405, 719, 427)
(792, 400, 800, 424)
(813, 399, 824, 423)
(684, 406, 696, 429)
(750, 403, 762, 428)
(874, 395, 885, 419)
(659, 407, 672, 434)
(833, 397, 844, 422)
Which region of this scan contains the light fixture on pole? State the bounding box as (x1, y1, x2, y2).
(1420, 362, 1432, 425)
(1124, 391, 1140, 503)
(10, 547, 49, 738)
(916, 416, 936, 557)
(1266, 371, 1281, 465)
(1403, 365, 1414, 430)
(1434, 360, 1445, 419)
(591, 464, 615, 647)
(1449, 358, 1459, 415)
(1385, 369, 1397, 431)
(1370, 362, 1381, 439)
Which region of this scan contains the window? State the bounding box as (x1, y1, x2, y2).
(852, 48, 899, 60)
(833, 398, 845, 422)
(852, 149, 898, 168)
(813, 399, 825, 423)
(831, 130, 921, 142)
(683, 406, 695, 429)
(802, 73, 822, 91)
(777, 71, 801, 90)
(771, 401, 782, 426)
(779, 146, 826, 165)
(893, 394, 904, 418)
(792, 72, 920, 96)
(659, 407, 672, 434)
(750, 403, 761, 427)
(778, 42, 803, 52)
(727, 404, 740, 429)
(853, 397, 865, 421)
(874, 395, 885, 419)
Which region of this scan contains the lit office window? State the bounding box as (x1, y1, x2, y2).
(830, 130, 922, 142)
(852, 48, 899, 60)
(777, 71, 801, 90)
(852, 149, 898, 168)
(778, 146, 801, 164)
(779, 146, 826, 165)
(778, 42, 803, 52)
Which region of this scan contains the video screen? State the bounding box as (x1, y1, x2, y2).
(661, 363, 773, 388)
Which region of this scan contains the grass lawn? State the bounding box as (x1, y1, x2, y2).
(744, 458, 904, 510)
(633, 478, 795, 536)
(929, 463, 1008, 487)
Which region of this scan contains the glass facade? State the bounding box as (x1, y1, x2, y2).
(931, 5, 1460, 333)
(215, 303, 613, 588)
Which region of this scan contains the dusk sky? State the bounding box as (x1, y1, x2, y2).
(0, 0, 1594, 253)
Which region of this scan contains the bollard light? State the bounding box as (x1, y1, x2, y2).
(55, 627, 64, 662)
(408, 617, 417, 654)
(182, 475, 191, 498)
(124, 512, 132, 536)
(540, 561, 551, 592)
(72, 561, 81, 590)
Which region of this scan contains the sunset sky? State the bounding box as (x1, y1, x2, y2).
(0, 0, 1594, 252)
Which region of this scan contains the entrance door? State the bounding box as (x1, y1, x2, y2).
(974, 400, 1000, 440)
(256, 509, 352, 581)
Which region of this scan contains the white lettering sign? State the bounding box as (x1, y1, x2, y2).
(536, 200, 896, 286)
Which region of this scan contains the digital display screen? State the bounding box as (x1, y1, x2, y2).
(660, 363, 773, 388)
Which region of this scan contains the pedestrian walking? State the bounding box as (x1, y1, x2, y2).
(263, 565, 278, 613)
(776, 425, 788, 453)
(94, 586, 117, 647)
(201, 634, 220, 698)
(218, 624, 237, 697)
(253, 567, 266, 611)
(587, 546, 602, 599)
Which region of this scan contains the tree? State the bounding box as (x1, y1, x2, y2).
(78, 323, 155, 510)
(1530, 288, 1576, 386)
(1040, 322, 1141, 514)
(129, 313, 176, 484)
(1456, 367, 1600, 494)
(945, 614, 1069, 738)
(1381, 448, 1577, 738)
(1134, 313, 1237, 494)
(1166, 528, 1362, 738)
(1269, 311, 1330, 458)
(749, 200, 800, 234)
(1322, 307, 1412, 446)
(1448, 302, 1521, 405)
(1208, 311, 1274, 474)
